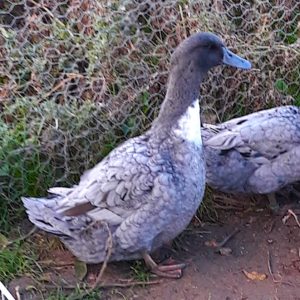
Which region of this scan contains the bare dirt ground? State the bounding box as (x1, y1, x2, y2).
(9, 199, 300, 300)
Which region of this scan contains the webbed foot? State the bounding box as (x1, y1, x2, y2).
(142, 252, 185, 279)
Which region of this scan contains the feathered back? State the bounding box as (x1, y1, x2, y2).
(202, 106, 300, 194)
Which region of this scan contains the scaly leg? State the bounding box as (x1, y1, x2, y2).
(142, 252, 185, 279)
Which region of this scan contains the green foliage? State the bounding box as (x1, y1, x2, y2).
(278, 9, 299, 45)
(130, 261, 151, 282)
(0, 3, 298, 298)
(275, 77, 300, 105)
(0, 98, 123, 233)
(275, 79, 288, 93)
(0, 100, 55, 232)
(197, 187, 218, 222)
(46, 287, 101, 300)
(0, 241, 37, 281)
(0, 0, 299, 253)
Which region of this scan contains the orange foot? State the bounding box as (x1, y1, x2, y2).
(142, 252, 185, 279)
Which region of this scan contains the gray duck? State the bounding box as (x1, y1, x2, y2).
(22, 32, 251, 278)
(203, 105, 300, 210)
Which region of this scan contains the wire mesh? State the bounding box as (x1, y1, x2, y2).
(0, 0, 299, 232)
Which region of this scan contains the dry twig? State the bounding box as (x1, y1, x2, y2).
(43, 279, 161, 290)
(7, 226, 37, 246)
(214, 228, 240, 253)
(288, 209, 300, 228)
(15, 286, 21, 300)
(90, 221, 113, 290)
(267, 250, 295, 286)
(43, 74, 84, 99)
(267, 250, 276, 282)
(282, 209, 300, 228)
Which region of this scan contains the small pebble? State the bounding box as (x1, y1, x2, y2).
(290, 248, 297, 255)
(219, 247, 232, 256)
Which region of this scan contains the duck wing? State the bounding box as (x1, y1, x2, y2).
(203, 106, 300, 161)
(22, 133, 175, 260)
(202, 106, 300, 194)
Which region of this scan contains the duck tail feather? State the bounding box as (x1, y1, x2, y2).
(22, 197, 73, 237)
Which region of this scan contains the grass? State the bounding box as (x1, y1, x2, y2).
(0, 101, 57, 233)
(0, 98, 127, 234)
(1, 2, 298, 233)
(46, 287, 101, 300)
(275, 69, 300, 105)
(0, 2, 299, 297)
(0, 241, 38, 282)
(197, 187, 219, 223)
(46, 287, 128, 300)
(130, 261, 151, 283)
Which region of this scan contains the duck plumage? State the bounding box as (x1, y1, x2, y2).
(24, 130, 203, 263)
(203, 105, 300, 195)
(23, 32, 251, 277)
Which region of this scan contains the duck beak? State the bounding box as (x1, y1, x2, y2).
(222, 47, 251, 69)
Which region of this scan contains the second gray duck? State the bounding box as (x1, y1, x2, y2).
(203, 105, 300, 209)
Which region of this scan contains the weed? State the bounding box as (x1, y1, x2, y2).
(197, 187, 218, 223)
(0, 101, 56, 233)
(0, 1, 299, 289)
(275, 75, 300, 104)
(130, 261, 150, 283)
(0, 98, 122, 234)
(0, 241, 38, 282)
(46, 286, 101, 300)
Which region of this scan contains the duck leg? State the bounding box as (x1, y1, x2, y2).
(142, 252, 185, 279)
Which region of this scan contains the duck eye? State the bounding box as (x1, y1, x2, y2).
(203, 43, 217, 50)
(208, 44, 218, 50)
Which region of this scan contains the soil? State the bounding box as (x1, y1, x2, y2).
(8, 202, 300, 300)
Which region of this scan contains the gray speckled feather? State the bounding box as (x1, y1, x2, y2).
(23, 129, 204, 263)
(203, 105, 300, 194)
(22, 32, 250, 267)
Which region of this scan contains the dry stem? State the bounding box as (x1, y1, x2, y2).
(90, 221, 113, 290)
(214, 228, 240, 253)
(7, 226, 37, 246)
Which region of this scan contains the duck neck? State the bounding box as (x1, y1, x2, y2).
(152, 63, 205, 129)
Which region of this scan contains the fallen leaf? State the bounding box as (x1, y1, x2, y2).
(0, 233, 9, 249)
(74, 260, 87, 281)
(218, 247, 232, 256)
(242, 270, 267, 281)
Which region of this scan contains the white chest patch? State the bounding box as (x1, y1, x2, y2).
(173, 100, 202, 146)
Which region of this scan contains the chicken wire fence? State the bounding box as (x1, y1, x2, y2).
(0, 0, 299, 232)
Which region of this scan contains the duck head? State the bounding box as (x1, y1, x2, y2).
(170, 32, 251, 74)
(154, 32, 251, 129)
